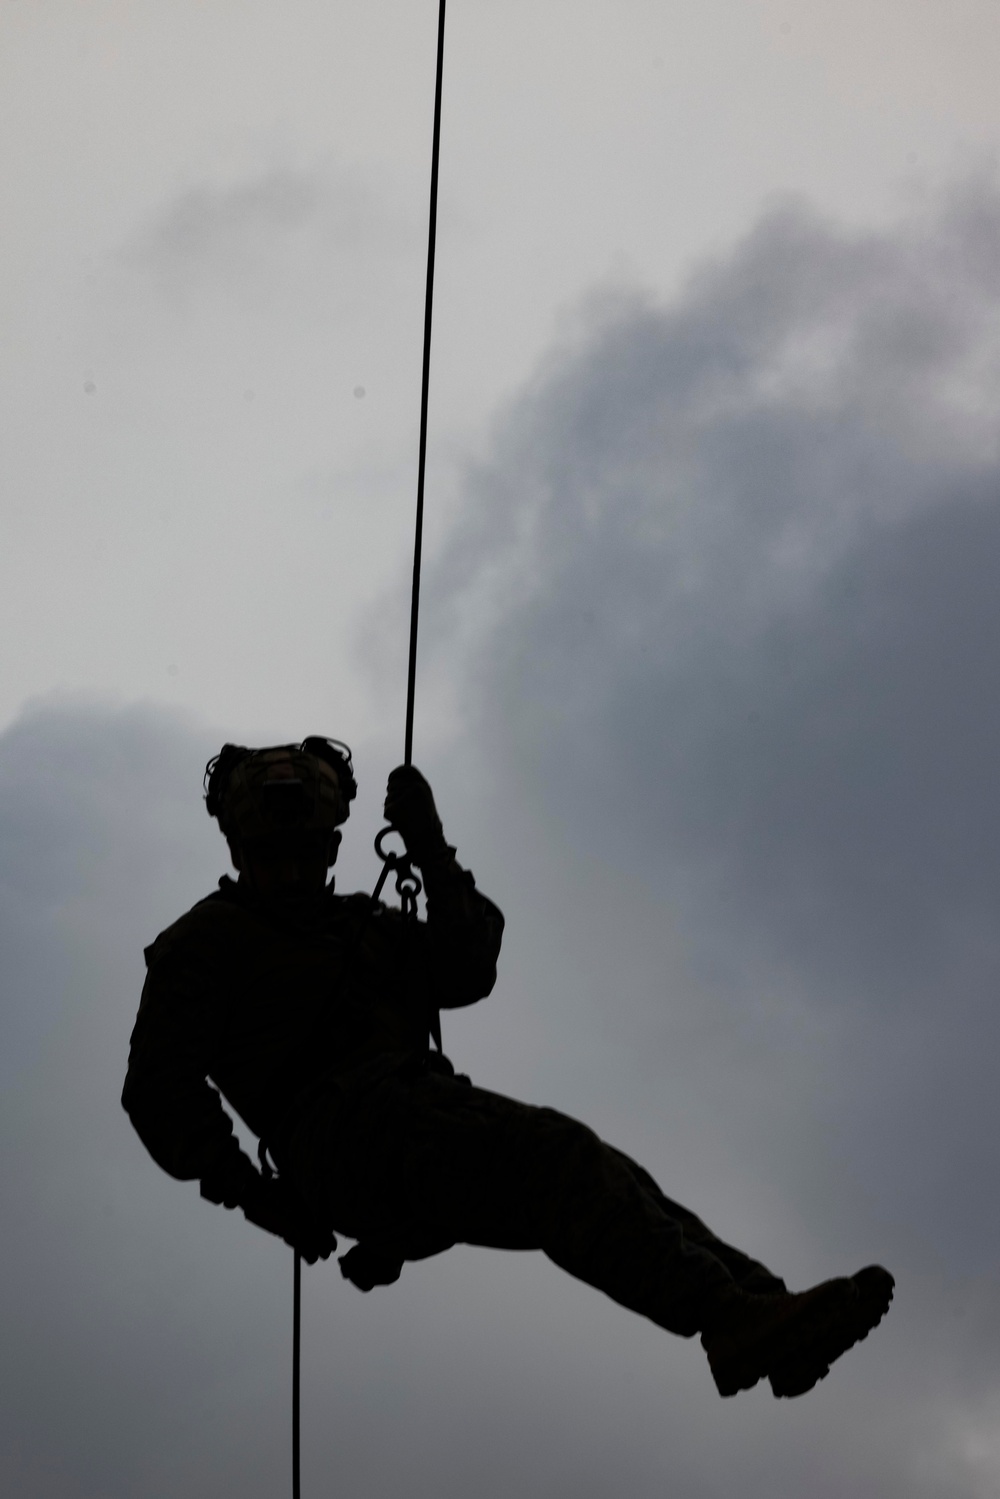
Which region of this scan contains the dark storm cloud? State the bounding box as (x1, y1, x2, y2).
(0, 700, 298, 1498)
(438, 184, 1000, 1017)
(0, 700, 212, 1077)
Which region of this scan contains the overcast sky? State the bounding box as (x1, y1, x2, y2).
(4, 3, 1000, 1496)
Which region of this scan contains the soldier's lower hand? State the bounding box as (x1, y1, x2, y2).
(339, 1241, 404, 1292)
(241, 1174, 337, 1264)
(383, 765, 447, 864)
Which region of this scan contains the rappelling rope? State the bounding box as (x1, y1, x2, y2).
(405, 0, 448, 770)
(292, 1248, 301, 1499)
(292, 4, 449, 1494)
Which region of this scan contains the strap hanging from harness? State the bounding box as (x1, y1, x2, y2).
(372, 825, 440, 1049)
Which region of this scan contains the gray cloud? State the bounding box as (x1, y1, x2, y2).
(124, 163, 411, 306)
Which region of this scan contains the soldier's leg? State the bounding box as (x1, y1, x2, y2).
(606, 1148, 787, 1297)
(291, 1069, 773, 1337)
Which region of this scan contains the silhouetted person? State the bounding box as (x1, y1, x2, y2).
(122, 738, 893, 1399)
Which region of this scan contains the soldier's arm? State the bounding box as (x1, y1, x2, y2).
(122, 925, 334, 1262)
(121, 929, 259, 1204)
(384, 764, 505, 1007)
(419, 846, 505, 1007)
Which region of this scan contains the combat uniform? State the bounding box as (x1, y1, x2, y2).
(123, 846, 786, 1337)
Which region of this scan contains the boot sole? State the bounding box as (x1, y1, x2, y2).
(704, 1266, 894, 1399)
(769, 1265, 894, 1398)
(706, 1279, 855, 1397)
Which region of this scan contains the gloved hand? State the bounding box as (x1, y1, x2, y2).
(240, 1173, 337, 1265)
(339, 1242, 404, 1292)
(383, 765, 447, 864)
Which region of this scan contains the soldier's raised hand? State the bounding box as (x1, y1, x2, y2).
(384, 765, 447, 864)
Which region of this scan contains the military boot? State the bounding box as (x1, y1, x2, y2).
(701, 1264, 894, 1398)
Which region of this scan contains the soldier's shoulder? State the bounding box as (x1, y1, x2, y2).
(329, 889, 414, 944)
(143, 879, 250, 968)
(338, 889, 383, 915)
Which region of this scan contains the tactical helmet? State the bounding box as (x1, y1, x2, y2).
(204, 738, 357, 848)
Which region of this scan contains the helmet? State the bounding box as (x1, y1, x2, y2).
(204, 738, 357, 847)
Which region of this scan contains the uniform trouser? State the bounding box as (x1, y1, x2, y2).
(288, 1067, 786, 1339)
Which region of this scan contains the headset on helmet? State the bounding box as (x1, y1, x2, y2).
(204, 738, 357, 847)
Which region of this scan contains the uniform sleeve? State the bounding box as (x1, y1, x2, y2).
(122, 925, 258, 1200)
(418, 846, 505, 1008)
